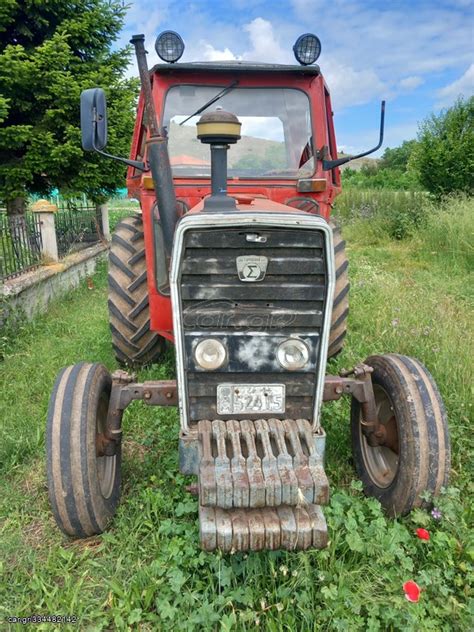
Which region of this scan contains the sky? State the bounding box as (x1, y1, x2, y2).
(117, 0, 474, 155)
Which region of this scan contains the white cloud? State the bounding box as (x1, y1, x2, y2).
(399, 76, 424, 90)
(324, 60, 387, 110)
(436, 64, 474, 107)
(242, 18, 291, 63)
(197, 18, 292, 65)
(201, 43, 239, 61)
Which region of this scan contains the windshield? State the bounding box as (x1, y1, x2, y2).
(163, 86, 314, 179)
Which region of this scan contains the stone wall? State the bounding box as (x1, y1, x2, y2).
(1, 243, 107, 325)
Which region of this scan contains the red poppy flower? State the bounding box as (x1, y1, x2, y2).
(416, 528, 430, 541)
(403, 580, 421, 602)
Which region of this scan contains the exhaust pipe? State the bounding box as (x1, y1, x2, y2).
(130, 34, 177, 255)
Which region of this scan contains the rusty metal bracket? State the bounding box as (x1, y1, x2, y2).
(323, 364, 373, 403)
(98, 371, 177, 456)
(110, 370, 177, 410)
(323, 364, 382, 445)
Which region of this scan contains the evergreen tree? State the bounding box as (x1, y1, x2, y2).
(0, 0, 137, 221)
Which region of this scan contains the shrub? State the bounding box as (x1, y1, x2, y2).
(410, 97, 474, 198)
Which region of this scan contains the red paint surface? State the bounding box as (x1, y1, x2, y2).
(126, 67, 341, 339)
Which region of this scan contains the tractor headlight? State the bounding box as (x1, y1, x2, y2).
(194, 338, 227, 370)
(277, 338, 309, 370)
(293, 33, 321, 66)
(155, 30, 185, 63)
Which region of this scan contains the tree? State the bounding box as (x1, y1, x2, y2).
(410, 97, 474, 198)
(0, 0, 137, 223)
(379, 140, 417, 172)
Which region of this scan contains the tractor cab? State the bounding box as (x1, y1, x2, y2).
(127, 58, 341, 219)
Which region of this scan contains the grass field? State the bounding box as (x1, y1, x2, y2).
(0, 193, 472, 630)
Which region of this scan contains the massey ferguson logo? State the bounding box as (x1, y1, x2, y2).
(236, 255, 268, 282)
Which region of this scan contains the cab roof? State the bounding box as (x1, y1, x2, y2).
(151, 61, 321, 75)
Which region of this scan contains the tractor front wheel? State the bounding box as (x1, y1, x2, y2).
(108, 215, 166, 366)
(46, 363, 121, 537)
(351, 354, 450, 516)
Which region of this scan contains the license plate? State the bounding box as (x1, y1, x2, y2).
(216, 384, 285, 415)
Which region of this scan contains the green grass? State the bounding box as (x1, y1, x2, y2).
(0, 195, 473, 630)
(107, 199, 141, 235)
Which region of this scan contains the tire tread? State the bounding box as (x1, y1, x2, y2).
(351, 353, 450, 516)
(107, 216, 165, 366)
(46, 363, 121, 537)
(328, 223, 350, 359)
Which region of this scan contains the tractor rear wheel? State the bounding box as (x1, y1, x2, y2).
(108, 215, 165, 366)
(46, 363, 121, 537)
(351, 354, 450, 516)
(328, 224, 349, 359)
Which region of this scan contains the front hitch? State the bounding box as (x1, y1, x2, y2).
(323, 363, 385, 446)
(98, 370, 178, 456)
(100, 363, 386, 457)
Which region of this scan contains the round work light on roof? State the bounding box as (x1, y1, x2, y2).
(155, 30, 185, 63)
(293, 33, 321, 66)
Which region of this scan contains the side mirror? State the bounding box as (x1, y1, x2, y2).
(80, 88, 108, 151)
(79, 86, 145, 172)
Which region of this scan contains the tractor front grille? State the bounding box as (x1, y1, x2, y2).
(176, 224, 330, 425)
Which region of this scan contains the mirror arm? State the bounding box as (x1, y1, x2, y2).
(93, 144, 147, 171)
(91, 112, 146, 170)
(322, 100, 386, 171)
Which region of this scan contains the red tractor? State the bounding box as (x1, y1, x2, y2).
(46, 32, 450, 551)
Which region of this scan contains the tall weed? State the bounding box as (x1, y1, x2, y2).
(334, 189, 429, 239)
(418, 194, 474, 271)
(335, 188, 474, 256)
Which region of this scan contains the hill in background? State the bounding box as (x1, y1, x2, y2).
(168, 122, 378, 172)
(337, 152, 378, 171)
